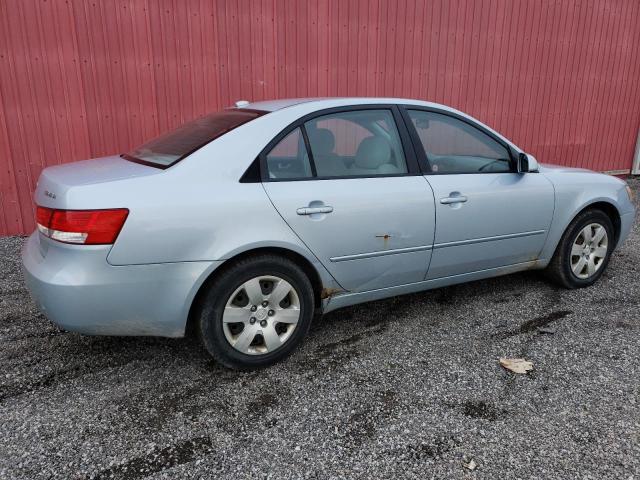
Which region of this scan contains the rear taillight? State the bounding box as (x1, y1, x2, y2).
(36, 207, 129, 245)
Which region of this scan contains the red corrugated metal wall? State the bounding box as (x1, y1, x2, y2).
(1, 0, 640, 236)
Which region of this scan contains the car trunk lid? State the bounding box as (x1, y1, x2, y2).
(34, 155, 162, 209)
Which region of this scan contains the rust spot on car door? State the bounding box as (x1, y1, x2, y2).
(375, 234, 392, 247)
(320, 287, 343, 299)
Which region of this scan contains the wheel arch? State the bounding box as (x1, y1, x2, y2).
(575, 200, 621, 245)
(540, 196, 623, 267)
(184, 246, 328, 337)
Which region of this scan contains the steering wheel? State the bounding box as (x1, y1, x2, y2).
(478, 159, 507, 172)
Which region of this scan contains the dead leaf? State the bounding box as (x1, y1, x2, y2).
(463, 459, 477, 471)
(499, 358, 533, 374)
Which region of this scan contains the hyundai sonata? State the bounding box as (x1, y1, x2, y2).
(22, 98, 636, 369)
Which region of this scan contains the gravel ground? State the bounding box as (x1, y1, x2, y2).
(1, 178, 639, 480)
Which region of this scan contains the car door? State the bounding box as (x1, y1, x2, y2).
(262, 106, 436, 292)
(402, 108, 554, 280)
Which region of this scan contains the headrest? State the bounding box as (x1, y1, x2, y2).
(355, 136, 391, 169)
(309, 128, 335, 155)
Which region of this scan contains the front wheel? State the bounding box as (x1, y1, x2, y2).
(197, 254, 314, 370)
(545, 209, 614, 289)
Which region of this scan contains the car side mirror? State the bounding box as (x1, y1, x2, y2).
(517, 152, 530, 173)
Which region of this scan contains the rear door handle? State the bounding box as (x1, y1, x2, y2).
(296, 206, 334, 215)
(440, 195, 468, 205)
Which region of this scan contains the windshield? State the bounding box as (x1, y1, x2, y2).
(123, 109, 265, 168)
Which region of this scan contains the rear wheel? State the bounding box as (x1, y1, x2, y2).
(545, 209, 614, 289)
(197, 254, 314, 370)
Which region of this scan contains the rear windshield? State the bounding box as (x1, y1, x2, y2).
(123, 109, 265, 168)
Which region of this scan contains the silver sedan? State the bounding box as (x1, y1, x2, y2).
(22, 98, 636, 369)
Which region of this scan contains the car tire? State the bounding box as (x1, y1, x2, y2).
(545, 209, 614, 289)
(197, 254, 314, 370)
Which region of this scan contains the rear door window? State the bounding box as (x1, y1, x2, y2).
(304, 109, 408, 178)
(265, 128, 313, 180)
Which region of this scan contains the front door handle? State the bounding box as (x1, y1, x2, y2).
(440, 195, 468, 205)
(296, 205, 334, 215)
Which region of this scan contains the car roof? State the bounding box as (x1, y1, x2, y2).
(242, 97, 446, 112)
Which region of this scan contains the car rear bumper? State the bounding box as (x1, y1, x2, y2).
(21, 232, 218, 337)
